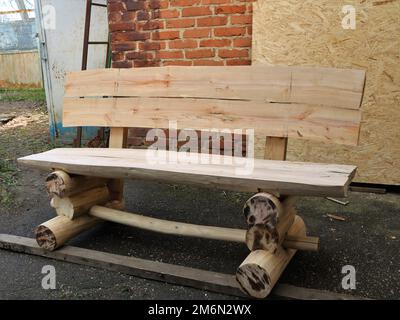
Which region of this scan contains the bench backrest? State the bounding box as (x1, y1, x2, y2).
(63, 66, 365, 159)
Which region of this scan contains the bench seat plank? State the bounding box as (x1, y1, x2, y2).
(18, 148, 356, 197)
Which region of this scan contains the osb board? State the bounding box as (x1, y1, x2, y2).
(252, 0, 400, 185)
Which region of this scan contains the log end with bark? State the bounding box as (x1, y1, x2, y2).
(35, 215, 100, 251)
(236, 215, 306, 298)
(51, 186, 110, 220)
(46, 170, 108, 198)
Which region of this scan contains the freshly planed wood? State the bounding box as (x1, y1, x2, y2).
(236, 215, 306, 298)
(45, 170, 108, 197)
(35, 215, 101, 251)
(0, 234, 358, 299)
(108, 127, 128, 203)
(50, 186, 110, 219)
(64, 66, 366, 109)
(265, 137, 288, 160)
(88, 205, 316, 251)
(18, 148, 357, 197)
(63, 97, 362, 146)
(109, 127, 128, 149)
(89, 205, 246, 243)
(283, 235, 320, 252)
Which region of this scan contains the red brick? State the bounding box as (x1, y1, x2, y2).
(170, 0, 201, 6)
(218, 48, 248, 58)
(149, 0, 169, 9)
(197, 16, 227, 27)
(199, 39, 231, 47)
(137, 20, 164, 31)
(193, 59, 224, 66)
(166, 18, 196, 29)
(163, 60, 193, 66)
(136, 10, 150, 21)
(109, 22, 135, 32)
(112, 31, 150, 42)
(182, 7, 212, 17)
(214, 27, 246, 37)
(183, 28, 211, 38)
(108, 11, 123, 23)
(112, 41, 137, 51)
(112, 60, 133, 68)
(121, 11, 136, 21)
(215, 5, 246, 14)
(201, 0, 230, 4)
(156, 50, 184, 59)
(185, 49, 214, 59)
(112, 52, 125, 61)
(109, 2, 126, 12)
(126, 51, 154, 60)
(233, 37, 252, 47)
(153, 30, 180, 40)
(125, 0, 145, 11)
(133, 60, 161, 67)
(139, 41, 164, 50)
(247, 25, 252, 35)
(231, 15, 252, 25)
(158, 9, 180, 19)
(226, 59, 251, 66)
(169, 39, 198, 49)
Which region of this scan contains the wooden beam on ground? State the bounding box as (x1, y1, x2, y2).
(0, 234, 367, 300)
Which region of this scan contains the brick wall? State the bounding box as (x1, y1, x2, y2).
(107, 0, 253, 150)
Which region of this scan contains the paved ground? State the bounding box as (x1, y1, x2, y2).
(0, 101, 399, 300)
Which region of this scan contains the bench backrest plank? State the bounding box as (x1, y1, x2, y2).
(64, 97, 361, 146)
(64, 66, 365, 109)
(62, 65, 365, 152)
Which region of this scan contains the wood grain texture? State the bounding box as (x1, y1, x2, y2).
(265, 137, 288, 160)
(18, 148, 357, 197)
(64, 66, 365, 109)
(63, 97, 362, 146)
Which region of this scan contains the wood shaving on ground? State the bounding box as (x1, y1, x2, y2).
(326, 214, 347, 221)
(326, 197, 349, 206)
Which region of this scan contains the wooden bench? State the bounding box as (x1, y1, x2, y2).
(18, 65, 365, 298)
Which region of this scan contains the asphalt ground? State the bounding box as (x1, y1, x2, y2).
(0, 163, 399, 299)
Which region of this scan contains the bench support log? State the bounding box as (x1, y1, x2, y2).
(243, 193, 298, 252)
(88, 205, 318, 252)
(35, 215, 101, 251)
(45, 170, 108, 197)
(50, 186, 110, 220)
(236, 215, 306, 299)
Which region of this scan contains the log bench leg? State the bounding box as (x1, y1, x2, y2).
(37, 172, 318, 299)
(243, 193, 297, 253)
(37, 170, 124, 251)
(236, 215, 306, 298)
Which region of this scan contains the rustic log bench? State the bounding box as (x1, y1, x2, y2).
(18, 65, 365, 298)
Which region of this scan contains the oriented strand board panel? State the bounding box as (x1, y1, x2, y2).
(253, 0, 400, 184)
